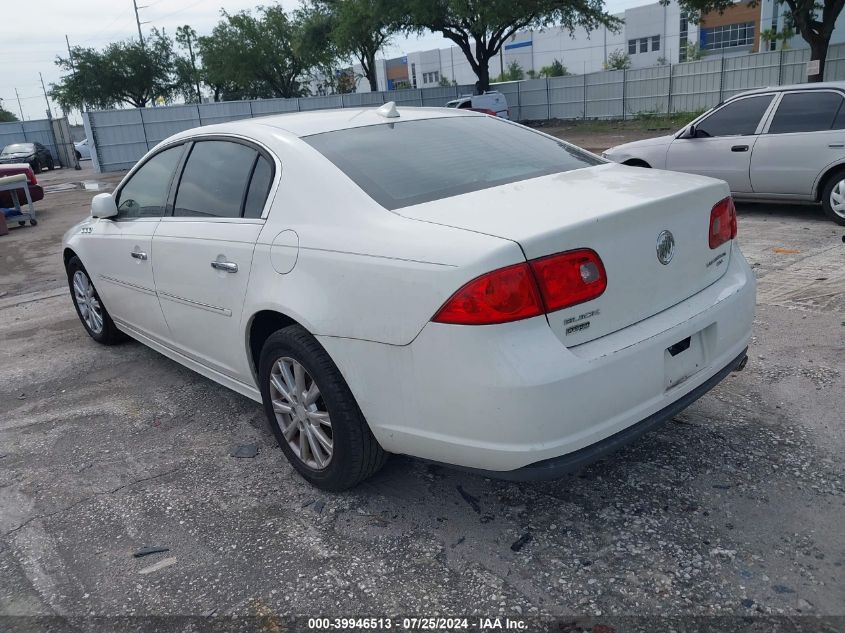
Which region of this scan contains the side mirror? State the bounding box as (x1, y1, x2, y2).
(91, 192, 118, 219)
(681, 124, 697, 139)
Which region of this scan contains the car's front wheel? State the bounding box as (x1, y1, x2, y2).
(258, 325, 387, 490)
(66, 256, 124, 344)
(822, 170, 845, 226)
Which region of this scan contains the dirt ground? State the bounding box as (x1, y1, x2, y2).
(0, 160, 844, 630)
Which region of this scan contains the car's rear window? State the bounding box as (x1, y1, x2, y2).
(303, 116, 602, 210)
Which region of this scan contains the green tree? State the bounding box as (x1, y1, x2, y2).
(403, 0, 620, 93)
(539, 59, 569, 76)
(495, 60, 525, 82)
(670, 0, 843, 82)
(313, 0, 405, 92)
(684, 42, 704, 61)
(0, 103, 18, 122)
(51, 29, 176, 110)
(174, 25, 202, 103)
(604, 48, 631, 70)
(199, 6, 327, 100)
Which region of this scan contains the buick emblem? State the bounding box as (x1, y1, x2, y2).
(656, 230, 675, 265)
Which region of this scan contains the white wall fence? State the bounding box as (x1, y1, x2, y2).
(87, 43, 845, 173)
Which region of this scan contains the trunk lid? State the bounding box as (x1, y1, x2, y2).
(397, 163, 733, 346)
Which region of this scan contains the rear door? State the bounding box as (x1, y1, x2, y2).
(84, 144, 184, 340)
(750, 89, 845, 196)
(666, 93, 775, 192)
(151, 138, 275, 381)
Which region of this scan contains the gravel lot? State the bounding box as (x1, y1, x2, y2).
(0, 161, 843, 629)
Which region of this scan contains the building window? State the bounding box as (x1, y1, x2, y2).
(639, 37, 649, 53)
(652, 35, 660, 51)
(628, 39, 637, 55)
(411, 63, 417, 88)
(433, 71, 440, 83)
(700, 22, 755, 50)
(680, 12, 689, 61)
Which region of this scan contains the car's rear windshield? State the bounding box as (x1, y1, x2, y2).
(2, 143, 34, 154)
(303, 116, 602, 210)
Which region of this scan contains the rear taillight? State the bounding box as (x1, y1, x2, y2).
(530, 249, 607, 312)
(709, 196, 737, 249)
(432, 263, 543, 325)
(26, 169, 37, 185)
(433, 249, 607, 326)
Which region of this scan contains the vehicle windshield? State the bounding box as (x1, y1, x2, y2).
(444, 101, 459, 108)
(304, 116, 602, 210)
(2, 143, 34, 155)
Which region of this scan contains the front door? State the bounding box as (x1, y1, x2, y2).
(751, 89, 845, 196)
(85, 144, 185, 340)
(151, 139, 275, 382)
(666, 93, 775, 193)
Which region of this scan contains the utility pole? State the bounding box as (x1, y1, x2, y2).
(133, 0, 146, 48)
(65, 34, 75, 71)
(39, 72, 52, 120)
(14, 88, 25, 120)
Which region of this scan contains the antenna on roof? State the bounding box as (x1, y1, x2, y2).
(376, 101, 400, 119)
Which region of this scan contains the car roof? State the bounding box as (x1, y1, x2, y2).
(168, 105, 483, 143)
(730, 81, 845, 100)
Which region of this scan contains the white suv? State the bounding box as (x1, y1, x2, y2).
(603, 82, 845, 225)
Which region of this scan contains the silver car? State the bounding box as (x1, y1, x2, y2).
(603, 82, 845, 226)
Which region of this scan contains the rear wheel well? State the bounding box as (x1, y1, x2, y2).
(248, 310, 299, 379)
(816, 164, 845, 202)
(623, 159, 651, 168)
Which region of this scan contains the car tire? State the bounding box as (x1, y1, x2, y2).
(30, 160, 40, 173)
(47, 156, 55, 170)
(66, 256, 125, 345)
(258, 325, 388, 491)
(821, 170, 845, 226)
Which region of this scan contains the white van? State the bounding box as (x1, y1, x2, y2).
(445, 91, 510, 119)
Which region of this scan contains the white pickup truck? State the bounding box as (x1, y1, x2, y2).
(445, 91, 510, 119)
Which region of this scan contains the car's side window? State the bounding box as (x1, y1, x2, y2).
(173, 140, 258, 218)
(768, 91, 844, 134)
(695, 95, 774, 138)
(116, 144, 184, 219)
(243, 156, 274, 219)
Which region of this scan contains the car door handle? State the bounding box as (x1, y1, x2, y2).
(130, 251, 148, 260)
(731, 145, 749, 152)
(210, 261, 238, 273)
(829, 143, 844, 148)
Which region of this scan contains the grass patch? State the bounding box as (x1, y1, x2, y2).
(531, 111, 705, 133)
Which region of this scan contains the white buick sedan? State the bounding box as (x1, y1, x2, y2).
(63, 104, 755, 490)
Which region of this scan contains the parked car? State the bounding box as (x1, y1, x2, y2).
(75, 138, 91, 160)
(0, 163, 43, 208)
(62, 104, 755, 490)
(445, 91, 510, 118)
(0, 142, 54, 173)
(603, 81, 845, 226)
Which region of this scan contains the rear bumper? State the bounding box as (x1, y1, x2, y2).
(319, 248, 756, 472)
(456, 347, 747, 481)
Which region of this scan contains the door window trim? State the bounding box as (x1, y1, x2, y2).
(162, 133, 280, 223)
(113, 141, 188, 223)
(760, 88, 845, 135)
(685, 92, 778, 139)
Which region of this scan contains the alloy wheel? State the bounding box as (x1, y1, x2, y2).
(830, 179, 845, 220)
(269, 357, 333, 470)
(72, 270, 104, 334)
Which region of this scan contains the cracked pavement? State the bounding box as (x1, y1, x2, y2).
(0, 167, 843, 626)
